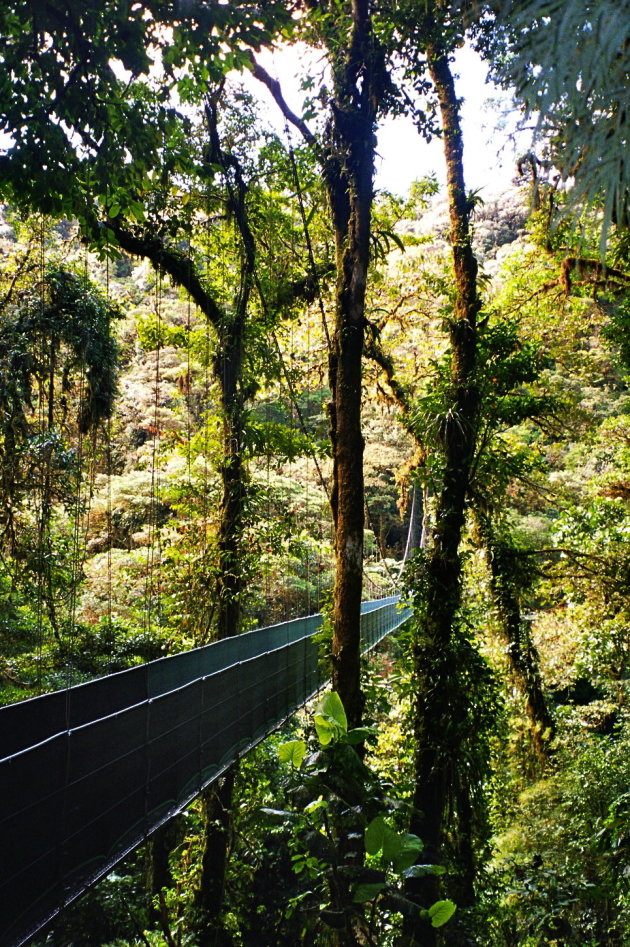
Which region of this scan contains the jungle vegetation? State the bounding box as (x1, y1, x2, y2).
(0, 1, 629, 945)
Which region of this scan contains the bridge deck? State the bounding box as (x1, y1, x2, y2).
(0, 596, 410, 947)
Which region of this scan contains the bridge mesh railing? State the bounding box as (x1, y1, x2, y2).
(0, 596, 410, 947)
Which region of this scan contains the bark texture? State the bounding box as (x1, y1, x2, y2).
(473, 512, 555, 760)
(251, 2, 392, 729)
(323, 0, 383, 730)
(404, 41, 482, 946)
(194, 771, 237, 947)
(147, 818, 184, 921)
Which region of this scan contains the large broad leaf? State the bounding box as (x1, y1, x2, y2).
(381, 824, 399, 863)
(314, 691, 348, 744)
(313, 716, 335, 745)
(352, 882, 386, 903)
(365, 815, 387, 855)
(318, 691, 348, 730)
(428, 900, 457, 928)
(403, 864, 446, 878)
(391, 834, 424, 874)
(278, 739, 306, 768)
(367, 818, 424, 872)
(385, 831, 424, 874)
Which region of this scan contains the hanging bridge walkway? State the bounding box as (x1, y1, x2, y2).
(0, 595, 411, 947)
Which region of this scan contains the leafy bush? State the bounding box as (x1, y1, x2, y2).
(490, 724, 630, 946)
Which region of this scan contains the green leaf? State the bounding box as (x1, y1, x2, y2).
(428, 900, 456, 928)
(313, 715, 335, 745)
(387, 832, 424, 874)
(403, 864, 446, 878)
(318, 691, 348, 730)
(304, 795, 328, 815)
(381, 825, 401, 864)
(365, 815, 387, 855)
(382, 228, 406, 253)
(278, 740, 307, 768)
(314, 691, 347, 744)
(129, 200, 146, 221)
(352, 882, 386, 903)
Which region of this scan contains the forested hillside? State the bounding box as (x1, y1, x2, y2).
(0, 2, 628, 945)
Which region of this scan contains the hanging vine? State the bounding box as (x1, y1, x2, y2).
(0, 266, 120, 623)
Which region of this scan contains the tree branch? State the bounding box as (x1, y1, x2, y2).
(270, 264, 335, 310)
(363, 336, 413, 423)
(560, 256, 630, 294)
(247, 53, 320, 154)
(106, 220, 224, 326)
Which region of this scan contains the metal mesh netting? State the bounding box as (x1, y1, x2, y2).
(0, 596, 410, 947)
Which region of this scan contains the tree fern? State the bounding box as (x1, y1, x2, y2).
(488, 0, 630, 238)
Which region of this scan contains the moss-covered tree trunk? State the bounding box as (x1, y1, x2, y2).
(404, 41, 482, 945)
(194, 333, 247, 943)
(193, 101, 255, 945)
(473, 511, 555, 760)
(323, 0, 383, 732)
(250, 1, 391, 731)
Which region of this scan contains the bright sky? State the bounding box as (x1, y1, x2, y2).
(376, 46, 521, 196)
(0, 39, 522, 204)
(257, 42, 523, 200)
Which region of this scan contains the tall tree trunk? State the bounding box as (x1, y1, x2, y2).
(194, 770, 237, 947)
(108, 107, 255, 939)
(195, 310, 249, 944)
(214, 315, 248, 644)
(404, 41, 482, 945)
(147, 818, 184, 923)
(193, 370, 246, 945)
(323, 0, 382, 730)
(472, 511, 555, 760)
(193, 101, 254, 944)
(249, 3, 392, 728)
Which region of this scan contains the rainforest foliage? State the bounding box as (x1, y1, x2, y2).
(0, 1, 629, 945)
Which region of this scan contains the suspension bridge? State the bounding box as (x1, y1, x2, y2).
(0, 595, 411, 947)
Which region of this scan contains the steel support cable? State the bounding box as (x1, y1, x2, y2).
(105, 252, 114, 638)
(145, 267, 163, 636)
(35, 217, 47, 696)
